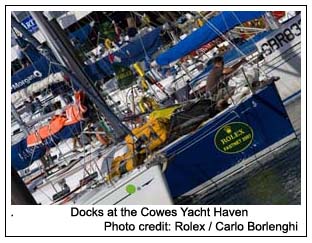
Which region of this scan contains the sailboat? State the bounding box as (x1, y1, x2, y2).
(67, 11, 298, 204)
(11, 11, 299, 205)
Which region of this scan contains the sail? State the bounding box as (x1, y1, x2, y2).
(14, 37, 42, 62)
(11, 37, 63, 93)
(11, 55, 61, 93)
(156, 11, 265, 66)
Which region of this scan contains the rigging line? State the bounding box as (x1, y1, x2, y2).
(230, 29, 263, 36)
(26, 142, 38, 169)
(94, 11, 101, 24)
(104, 12, 114, 23)
(11, 25, 19, 37)
(15, 13, 38, 68)
(138, 33, 168, 101)
(77, 16, 96, 49)
(221, 12, 231, 39)
(232, 12, 264, 52)
(145, 76, 161, 101)
(47, 134, 70, 168)
(95, 24, 101, 57)
(45, 57, 55, 90)
(62, 137, 74, 154)
(157, 11, 170, 24)
(63, 20, 95, 58)
(79, 113, 88, 172)
(131, 12, 149, 59)
(131, 12, 162, 101)
(200, 12, 268, 78)
(231, 12, 269, 79)
(134, 12, 157, 27)
(11, 26, 22, 57)
(103, 91, 123, 119)
(51, 73, 89, 174)
(199, 12, 249, 58)
(86, 13, 97, 24)
(66, 80, 91, 176)
(36, 120, 66, 167)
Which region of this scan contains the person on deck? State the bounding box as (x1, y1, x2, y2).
(33, 97, 43, 113)
(24, 99, 33, 116)
(63, 91, 87, 150)
(205, 56, 247, 111)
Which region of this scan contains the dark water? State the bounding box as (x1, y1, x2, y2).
(183, 97, 301, 205)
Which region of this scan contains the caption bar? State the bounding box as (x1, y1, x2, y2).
(70, 206, 299, 235)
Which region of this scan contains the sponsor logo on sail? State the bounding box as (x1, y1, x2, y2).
(11, 70, 43, 91)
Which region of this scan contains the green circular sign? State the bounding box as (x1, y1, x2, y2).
(214, 122, 254, 154)
(126, 184, 136, 194)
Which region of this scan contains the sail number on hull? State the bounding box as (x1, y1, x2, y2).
(257, 14, 301, 58)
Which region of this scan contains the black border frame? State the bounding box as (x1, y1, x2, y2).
(5, 5, 308, 237)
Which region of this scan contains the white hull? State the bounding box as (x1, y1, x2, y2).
(256, 14, 301, 100)
(72, 165, 173, 205)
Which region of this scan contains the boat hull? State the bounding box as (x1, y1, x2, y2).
(162, 82, 295, 198)
(74, 165, 173, 205)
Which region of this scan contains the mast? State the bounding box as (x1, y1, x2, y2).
(30, 11, 130, 141)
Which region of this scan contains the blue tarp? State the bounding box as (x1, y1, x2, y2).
(68, 23, 93, 45)
(84, 28, 162, 81)
(189, 30, 272, 86)
(156, 11, 265, 66)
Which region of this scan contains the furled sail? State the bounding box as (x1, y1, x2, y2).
(156, 11, 265, 66)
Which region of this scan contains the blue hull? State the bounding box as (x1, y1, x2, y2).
(163, 83, 295, 198)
